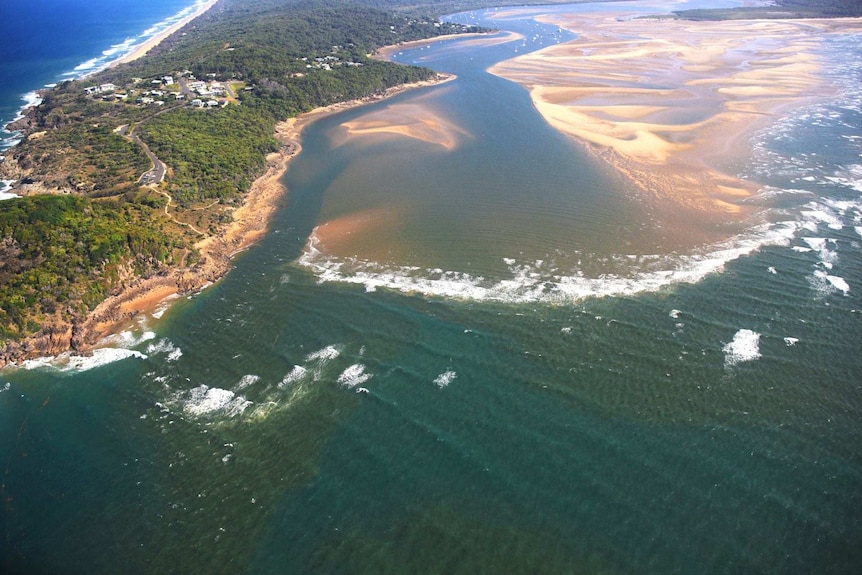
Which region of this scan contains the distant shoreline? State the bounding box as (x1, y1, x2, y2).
(110, 0, 221, 67)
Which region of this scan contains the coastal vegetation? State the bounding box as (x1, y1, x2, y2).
(0, 195, 177, 341)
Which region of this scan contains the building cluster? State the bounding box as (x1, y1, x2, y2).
(300, 55, 363, 71)
(83, 71, 232, 109)
(84, 83, 118, 96)
(298, 45, 365, 72)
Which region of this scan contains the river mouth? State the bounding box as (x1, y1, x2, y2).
(286, 6, 854, 303)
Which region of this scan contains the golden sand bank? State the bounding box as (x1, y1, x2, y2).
(489, 13, 862, 217)
(336, 83, 466, 151)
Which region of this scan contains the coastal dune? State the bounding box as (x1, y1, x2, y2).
(489, 13, 862, 216)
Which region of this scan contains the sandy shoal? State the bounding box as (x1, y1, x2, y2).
(111, 0, 220, 67)
(489, 12, 862, 216)
(336, 84, 467, 151)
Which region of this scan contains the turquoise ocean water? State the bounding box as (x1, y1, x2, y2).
(2, 1, 861, 573)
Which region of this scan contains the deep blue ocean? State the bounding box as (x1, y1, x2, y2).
(2, 1, 861, 574)
(0, 0, 206, 194)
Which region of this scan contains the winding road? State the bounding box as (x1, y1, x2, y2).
(118, 119, 205, 236)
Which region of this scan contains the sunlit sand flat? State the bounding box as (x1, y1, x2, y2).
(337, 96, 472, 151)
(489, 13, 862, 217)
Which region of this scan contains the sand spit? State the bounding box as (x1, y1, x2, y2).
(489, 13, 862, 217)
(374, 31, 520, 60)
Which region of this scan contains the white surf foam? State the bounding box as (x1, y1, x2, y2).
(1, 179, 19, 199)
(279, 365, 308, 388)
(1, 91, 44, 155)
(305, 345, 341, 363)
(146, 338, 182, 362)
(723, 329, 761, 367)
(16, 348, 147, 372)
(434, 370, 457, 389)
(179, 384, 251, 417)
(299, 219, 801, 304)
(337, 364, 372, 388)
(235, 374, 261, 391)
(151, 294, 180, 319)
(810, 270, 850, 295)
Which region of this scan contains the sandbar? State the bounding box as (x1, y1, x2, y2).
(336, 84, 468, 151)
(489, 12, 862, 217)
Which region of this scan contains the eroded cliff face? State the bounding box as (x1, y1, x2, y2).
(0, 323, 74, 366)
(4, 103, 38, 134)
(0, 248, 235, 368)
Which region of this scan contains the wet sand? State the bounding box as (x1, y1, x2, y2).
(489, 13, 862, 216)
(336, 87, 468, 151)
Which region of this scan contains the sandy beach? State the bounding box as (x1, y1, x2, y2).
(111, 0, 221, 67)
(374, 31, 515, 60)
(489, 13, 862, 217)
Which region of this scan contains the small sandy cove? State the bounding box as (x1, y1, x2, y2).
(489, 12, 862, 216)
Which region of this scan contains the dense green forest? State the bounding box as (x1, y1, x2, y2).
(674, 0, 862, 20)
(0, 195, 177, 340)
(140, 106, 281, 205)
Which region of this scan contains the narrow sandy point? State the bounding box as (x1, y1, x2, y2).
(374, 31, 519, 59)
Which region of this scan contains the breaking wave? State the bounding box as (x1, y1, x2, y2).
(298, 216, 803, 304)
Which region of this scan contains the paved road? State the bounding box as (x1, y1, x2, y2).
(133, 131, 166, 185)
